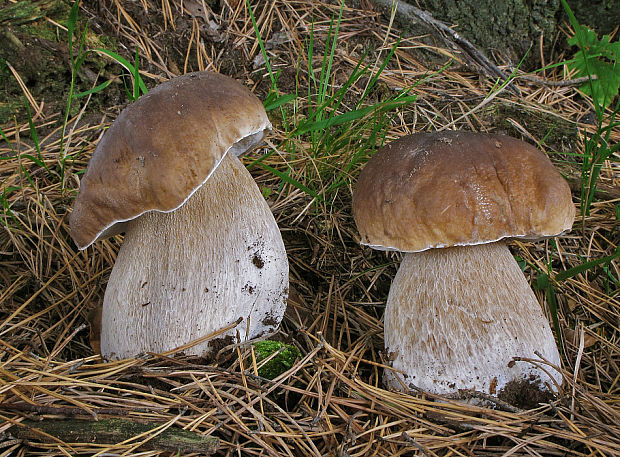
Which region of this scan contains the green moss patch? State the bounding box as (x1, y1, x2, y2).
(253, 340, 301, 380)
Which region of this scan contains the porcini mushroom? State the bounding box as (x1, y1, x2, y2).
(70, 71, 289, 360)
(352, 131, 574, 395)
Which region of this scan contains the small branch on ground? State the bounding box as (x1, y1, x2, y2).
(9, 419, 220, 454)
(516, 74, 598, 87)
(368, 0, 521, 95)
(0, 402, 160, 418)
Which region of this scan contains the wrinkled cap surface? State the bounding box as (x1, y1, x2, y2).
(352, 131, 575, 252)
(70, 71, 271, 249)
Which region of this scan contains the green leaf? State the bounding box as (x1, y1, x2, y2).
(567, 24, 619, 110)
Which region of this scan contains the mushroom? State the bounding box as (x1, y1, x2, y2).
(352, 131, 574, 395)
(70, 71, 289, 360)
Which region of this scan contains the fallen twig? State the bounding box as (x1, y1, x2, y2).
(368, 0, 521, 95)
(9, 419, 220, 454)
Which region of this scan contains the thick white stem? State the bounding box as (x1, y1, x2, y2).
(384, 241, 561, 395)
(101, 154, 288, 359)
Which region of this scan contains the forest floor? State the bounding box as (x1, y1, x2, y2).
(0, 0, 619, 455)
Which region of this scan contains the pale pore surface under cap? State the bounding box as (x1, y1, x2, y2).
(101, 154, 289, 359)
(384, 241, 561, 395)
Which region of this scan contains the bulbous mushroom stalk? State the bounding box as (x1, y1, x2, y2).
(353, 131, 575, 396)
(70, 71, 289, 359)
(384, 241, 560, 394)
(102, 154, 287, 358)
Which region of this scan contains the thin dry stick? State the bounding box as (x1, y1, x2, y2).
(5, 62, 44, 120)
(368, 0, 520, 95)
(437, 82, 512, 131)
(159, 317, 244, 357)
(571, 323, 586, 421)
(517, 73, 598, 87)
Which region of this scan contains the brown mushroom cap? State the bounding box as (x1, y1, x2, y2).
(70, 71, 271, 250)
(352, 131, 575, 252)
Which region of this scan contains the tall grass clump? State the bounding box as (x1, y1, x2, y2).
(247, 0, 422, 205)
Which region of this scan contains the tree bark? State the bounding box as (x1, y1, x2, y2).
(370, 0, 562, 69)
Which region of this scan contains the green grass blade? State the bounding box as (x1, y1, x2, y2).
(555, 249, 620, 282)
(0, 127, 15, 156)
(359, 36, 402, 106)
(294, 96, 417, 135)
(74, 79, 114, 98)
(535, 273, 563, 354)
(133, 48, 141, 100)
(319, 2, 343, 108)
(21, 154, 46, 169)
(546, 283, 562, 355)
(247, 0, 276, 86)
(264, 93, 296, 111)
(307, 22, 315, 122)
(25, 105, 40, 154)
(67, 0, 80, 62)
(94, 49, 148, 95)
(253, 162, 322, 202)
(1, 187, 21, 225)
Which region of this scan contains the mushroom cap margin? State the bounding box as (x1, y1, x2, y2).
(70, 71, 272, 250)
(352, 131, 575, 253)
